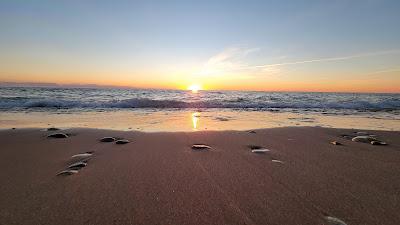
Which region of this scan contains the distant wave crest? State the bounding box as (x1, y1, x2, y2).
(1, 97, 399, 111)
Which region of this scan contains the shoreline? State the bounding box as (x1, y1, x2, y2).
(1, 127, 400, 225)
(1, 110, 399, 132)
(1, 125, 400, 133)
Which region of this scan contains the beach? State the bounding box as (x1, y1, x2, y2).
(2, 1, 400, 224)
(1, 127, 399, 225)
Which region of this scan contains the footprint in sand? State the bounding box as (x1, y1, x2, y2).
(191, 144, 211, 151)
(271, 159, 284, 164)
(58, 152, 94, 176)
(340, 134, 355, 140)
(248, 145, 284, 163)
(47, 133, 68, 138)
(341, 133, 388, 146)
(370, 140, 387, 145)
(352, 136, 387, 145)
(57, 169, 79, 176)
(69, 153, 92, 163)
(71, 152, 93, 159)
(116, 139, 130, 144)
(248, 145, 270, 154)
(47, 127, 60, 131)
(330, 141, 342, 145)
(251, 149, 270, 153)
(351, 135, 377, 143)
(67, 161, 87, 169)
(100, 137, 116, 142)
(325, 216, 347, 225)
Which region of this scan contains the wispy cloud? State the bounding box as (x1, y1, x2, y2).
(206, 47, 259, 65)
(195, 47, 259, 77)
(261, 66, 281, 74)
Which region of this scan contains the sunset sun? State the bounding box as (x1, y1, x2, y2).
(187, 84, 202, 93)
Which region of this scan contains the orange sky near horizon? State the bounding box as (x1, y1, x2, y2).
(1, 44, 399, 93)
(1, 68, 399, 93)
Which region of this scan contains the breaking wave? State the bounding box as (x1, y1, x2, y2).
(1, 97, 399, 111)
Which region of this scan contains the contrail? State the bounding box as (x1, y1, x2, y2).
(242, 49, 400, 69)
(365, 68, 400, 75)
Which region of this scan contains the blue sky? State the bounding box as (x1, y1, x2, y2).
(0, 0, 399, 92)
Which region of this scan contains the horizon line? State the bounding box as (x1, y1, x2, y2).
(1, 81, 399, 94)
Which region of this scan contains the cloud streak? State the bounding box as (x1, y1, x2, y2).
(364, 68, 400, 77)
(195, 47, 400, 79)
(247, 49, 400, 69)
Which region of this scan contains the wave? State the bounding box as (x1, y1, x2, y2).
(1, 97, 399, 111)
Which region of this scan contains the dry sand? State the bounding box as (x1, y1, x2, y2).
(0, 127, 399, 225)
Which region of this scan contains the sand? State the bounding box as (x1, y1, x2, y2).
(0, 127, 399, 225)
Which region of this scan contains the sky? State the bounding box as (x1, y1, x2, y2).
(0, 0, 399, 92)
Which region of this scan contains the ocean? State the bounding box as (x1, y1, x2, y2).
(0, 87, 399, 131)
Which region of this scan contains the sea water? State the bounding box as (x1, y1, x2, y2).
(0, 87, 399, 131)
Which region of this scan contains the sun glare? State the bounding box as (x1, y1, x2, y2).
(191, 112, 200, 130)
(187, 84, 202, 93)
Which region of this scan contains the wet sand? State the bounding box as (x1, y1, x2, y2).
(0, 127, 399, 225)
(1, 110, 400, 132)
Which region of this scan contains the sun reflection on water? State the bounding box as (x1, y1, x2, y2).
(191, 112, 200, 130)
